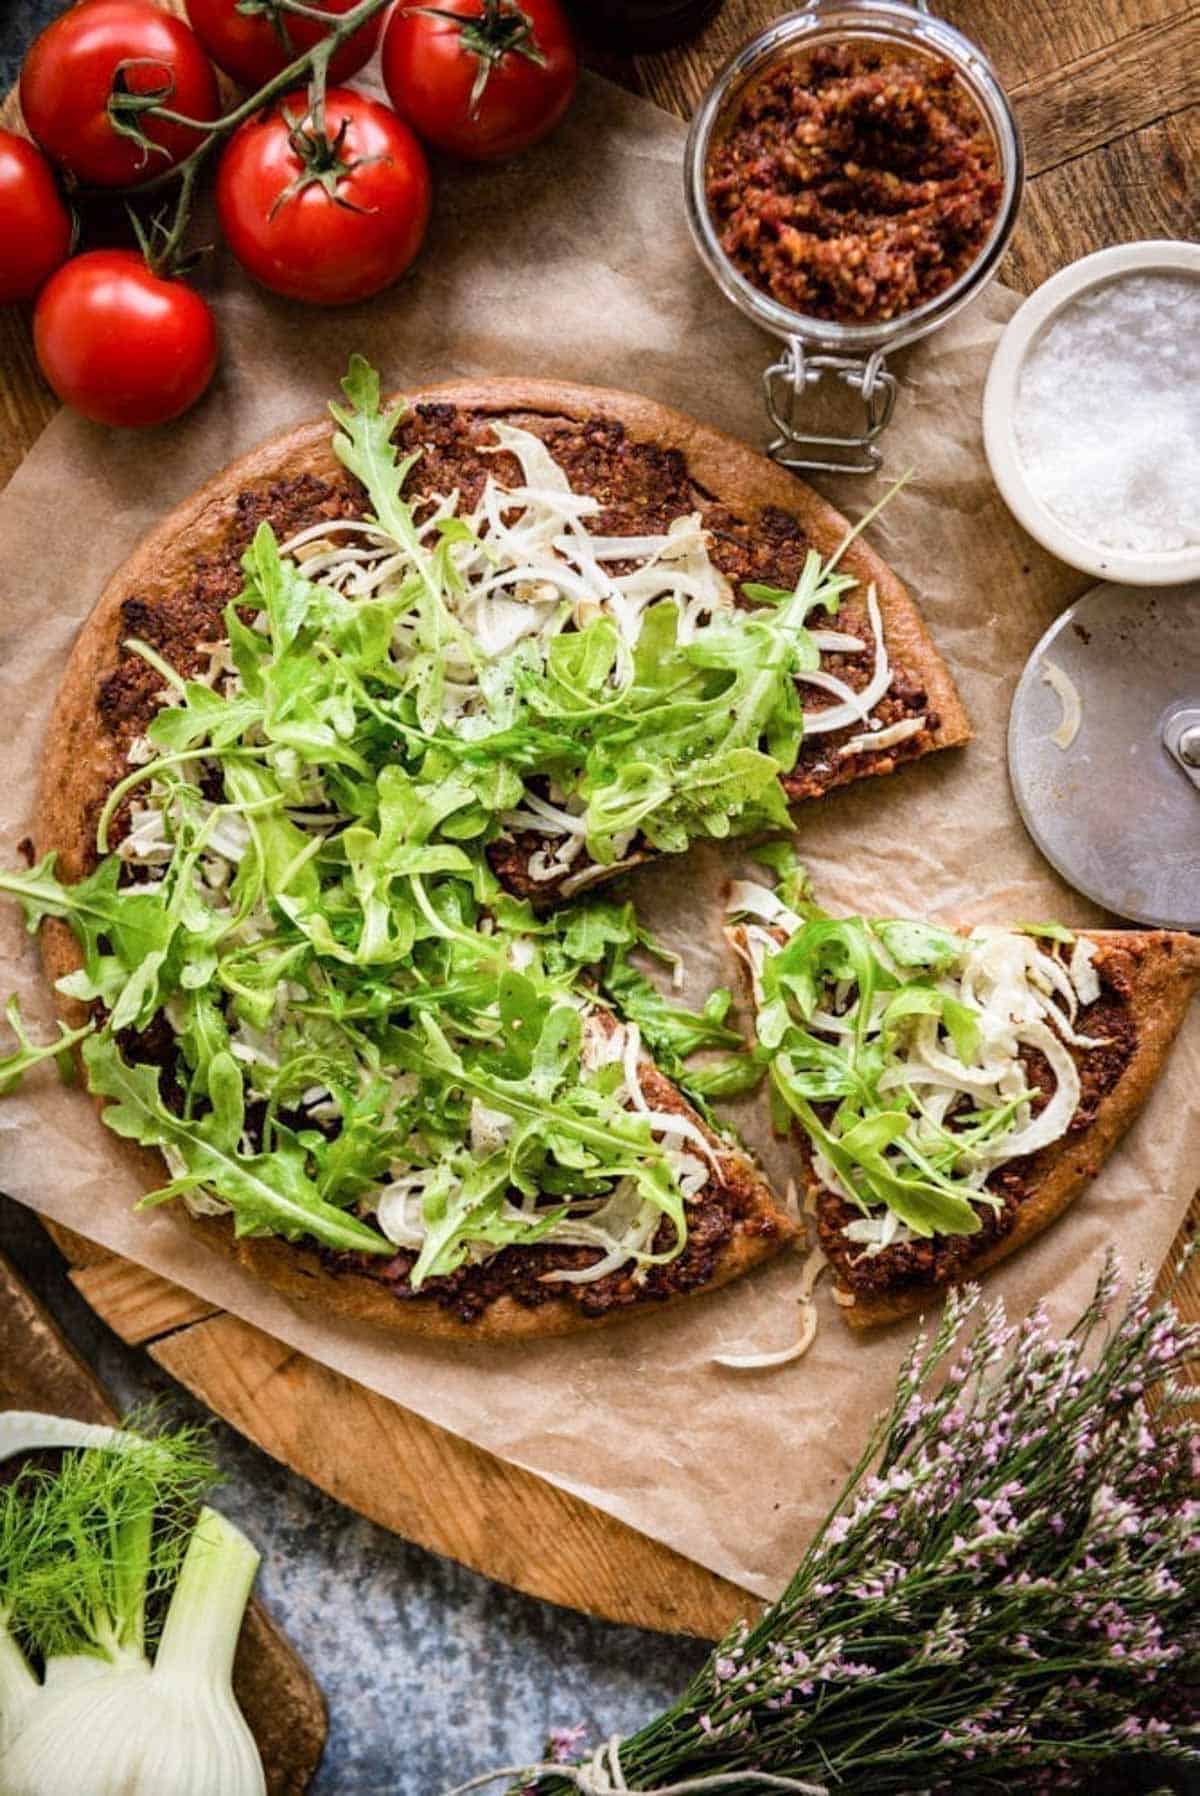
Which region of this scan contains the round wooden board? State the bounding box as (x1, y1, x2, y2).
(4, 0, 1199, 1646)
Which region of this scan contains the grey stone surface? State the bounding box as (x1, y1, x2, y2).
(1, 1196, 705, 1793)
(2, 2, 51, 92)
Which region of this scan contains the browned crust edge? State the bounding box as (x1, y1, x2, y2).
(175, 1149, 796, 1344)
(728, 923, 1200, 1332)
(30, 376, 960, 1341)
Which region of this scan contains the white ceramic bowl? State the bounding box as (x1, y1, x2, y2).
(982, 240, 1200, 585)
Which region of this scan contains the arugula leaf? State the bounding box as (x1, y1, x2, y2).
(85, 1037, 390, 1256)
(1017, 921, 1076, 945)
(875, 919, 964, 969)
(741, 867, 1069, 1247)
(0, 996, 93, 1096)
(682, 1050, 767, 1101)
(772, 1073, 982, 1238)
(749, 840, 817, 916)
(600, 950, 741, 1066)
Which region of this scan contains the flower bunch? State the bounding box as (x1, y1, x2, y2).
(526, 1254, 1199, 1794)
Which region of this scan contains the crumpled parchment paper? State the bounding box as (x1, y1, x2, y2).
(1, 72, 1195, 1602)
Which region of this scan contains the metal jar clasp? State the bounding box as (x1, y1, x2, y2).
(763, 336, 898, 476)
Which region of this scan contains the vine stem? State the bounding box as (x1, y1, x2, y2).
(101, 0, 397, 270)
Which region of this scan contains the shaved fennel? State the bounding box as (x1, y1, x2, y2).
(728, 848, 1109, 1253)
(0, 1413, 265, 1796)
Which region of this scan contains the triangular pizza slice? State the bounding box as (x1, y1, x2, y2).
(727, 875, 1200, 1329)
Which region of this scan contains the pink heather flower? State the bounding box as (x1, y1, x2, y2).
(547, 1724, 587, 1764)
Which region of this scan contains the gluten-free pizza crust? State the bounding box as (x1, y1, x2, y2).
(35, 379, 970, 1338)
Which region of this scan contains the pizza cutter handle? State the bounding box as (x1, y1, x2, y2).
(763, 337, 899, 476)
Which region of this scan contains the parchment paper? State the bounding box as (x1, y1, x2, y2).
(1, 73, 1196, 1604)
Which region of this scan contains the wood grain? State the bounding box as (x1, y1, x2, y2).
(3, 0, 1198, 1643)
(0, 1250, 327, 1795)
(1005, 105, 1199, 293)
(150, 1310, 754, 1637)
(71, 1255, 218, 1344)
(1010, 10, 1200, 179)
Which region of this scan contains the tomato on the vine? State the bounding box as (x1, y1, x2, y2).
(381, 0, 577, 162)
(34, 250, 218, 427)
(0, 132, 73, 306)
(20, 0, 220, 188)
(185, 0, 381, 92)
(216, 88, 432, 305)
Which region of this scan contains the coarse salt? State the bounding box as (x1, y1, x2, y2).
(1013, 272, 1200, 554)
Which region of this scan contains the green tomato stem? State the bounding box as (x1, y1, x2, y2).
(99, 0, 392, 274)
(118, 0, 390, 200)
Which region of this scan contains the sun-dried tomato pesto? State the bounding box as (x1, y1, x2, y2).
(705, 43, 1003, 324)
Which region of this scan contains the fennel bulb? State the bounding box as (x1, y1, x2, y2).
(0, 1413, 266, 1796)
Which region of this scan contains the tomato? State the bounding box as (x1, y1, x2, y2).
(381, 0, 577, 162)
(34, 250, 218, 427)
(185, 0, 380, 92)
(0, 132, 73, 306)
(216, 88, 432, 305)
(20, 0, 219, 188)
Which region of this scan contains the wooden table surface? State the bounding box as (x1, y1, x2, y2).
(1, 0, 1197, 1643)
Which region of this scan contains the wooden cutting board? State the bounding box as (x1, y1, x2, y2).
(2, 0, 1197, 1645)
(0, 1248, 327, 1794)
(41, 1220, 754, 1637)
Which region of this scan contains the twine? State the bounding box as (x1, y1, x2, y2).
(440, 1735, 829, 1796)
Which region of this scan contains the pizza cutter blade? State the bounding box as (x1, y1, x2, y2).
(1007, 581, 1200, 932)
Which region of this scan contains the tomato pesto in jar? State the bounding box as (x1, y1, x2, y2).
(704, 43, 1003, 325)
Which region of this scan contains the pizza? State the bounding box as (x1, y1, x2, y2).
(16, 363, 972, 1340)
(726, 868, 1200, 1329)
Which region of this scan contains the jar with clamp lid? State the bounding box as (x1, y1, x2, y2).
(685, 1, 1023, 474)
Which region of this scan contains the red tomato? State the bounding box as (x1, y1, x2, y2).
(20, 0, 219, 188)
(381, 0, 577, 162)
(216, 88, 432, 305)
(34, 250, 218, 427)
(0, 132, 73, 305)
(185, 0, 380, 91)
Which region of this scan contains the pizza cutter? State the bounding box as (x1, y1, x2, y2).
(1007, 581, 1200, 932)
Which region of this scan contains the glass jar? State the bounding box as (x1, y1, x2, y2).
(685, 0, 1023, 473)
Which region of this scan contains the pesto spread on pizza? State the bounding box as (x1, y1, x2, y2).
(727, 853, 1200, 1329)
(0, 360, 980, 1337)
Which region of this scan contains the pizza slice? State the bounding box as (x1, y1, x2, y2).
(12, 767, 794, 1341)
(726, 870, 1200, 1329)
